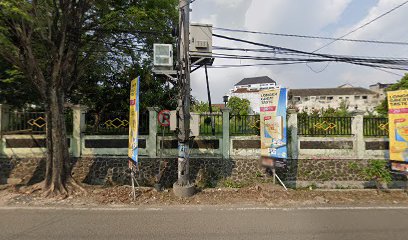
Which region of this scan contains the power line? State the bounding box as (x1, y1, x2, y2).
(207, 62, 309, 68)
(306, 0, 408, 73)
(211, 33, 408, 75)
(213, 27, 408, 46)
(211, 46, 408, 61)
(212, 34, 408, 64)
(313, 0, 408, 52)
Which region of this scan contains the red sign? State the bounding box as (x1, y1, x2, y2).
(158, 110, 171, 127)
(260, 106, 276, 112)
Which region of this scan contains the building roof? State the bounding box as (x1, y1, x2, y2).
(369, 82, 393, 88)
(231, 88, 260, 93)
(289, 87, 377, 97)
(338, 83, 354, 88)
(211, 104, 227, 110)
(234, 76, 276, 86)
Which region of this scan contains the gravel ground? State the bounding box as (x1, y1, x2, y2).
(1, 183, 408, 207)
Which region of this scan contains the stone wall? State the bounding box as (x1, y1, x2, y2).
(0, 157, 264, 187)
(2, 157, 405, 188)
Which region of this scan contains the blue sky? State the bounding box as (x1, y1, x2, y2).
(190, 0, 408, 103)
(322, 0, 379, 34)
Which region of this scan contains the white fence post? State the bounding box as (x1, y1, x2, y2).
(287, 109, 298, 160)
(0, 104, 10, 157)
(0, 104, 10, 133)
(221, 108, 230, 159)
(352, 111, 365, 159)
(147, 107, 159, 157)
(71, 105, 87, 158)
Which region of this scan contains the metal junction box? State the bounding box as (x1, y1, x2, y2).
(189, 23, 213, 65)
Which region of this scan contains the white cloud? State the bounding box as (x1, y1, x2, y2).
(190, 0, 407, 102)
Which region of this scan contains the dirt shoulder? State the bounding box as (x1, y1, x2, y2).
(1, 183, 408, 208)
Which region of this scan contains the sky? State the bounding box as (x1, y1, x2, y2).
(189, 0, 408, 103)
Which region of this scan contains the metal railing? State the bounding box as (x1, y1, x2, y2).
(230, 114, 260, 136)
(6, 112, 47, 134)
(298, 116, 352, 136)
(85, 111, 149, 135)
(363, 117, 388, 137)
(199, 113, 223, 135)
(3, 110, 73, 135)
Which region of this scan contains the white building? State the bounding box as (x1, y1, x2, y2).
(228, 76, 278, 113)
(288, 84, 383, 113)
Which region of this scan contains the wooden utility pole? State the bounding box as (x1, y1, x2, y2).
(173, 0, 195, 197)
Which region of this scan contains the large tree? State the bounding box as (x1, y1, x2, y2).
(0, 58, 40, 109)
(376, 74, 408, 116)
(0, 0, 177, 197)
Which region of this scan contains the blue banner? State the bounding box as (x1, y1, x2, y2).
(260, 88, 287, 160)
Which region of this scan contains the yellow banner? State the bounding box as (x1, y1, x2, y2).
(128, 77, 140, 164)
(387, 89, 408, 162)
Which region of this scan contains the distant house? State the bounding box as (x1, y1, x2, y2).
(228, 76, 278, 113)
(288, 85, 382, 113)
(369, 82, 393, 100)
(211, 103, 227, 111)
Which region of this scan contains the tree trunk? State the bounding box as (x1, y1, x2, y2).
(41, 87, 70, 196)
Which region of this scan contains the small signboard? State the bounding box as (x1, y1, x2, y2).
(260, 88, 288, 167)
(158, 110, 171, 127)
(388, 89, 408, 173)
(128, 77, 140, 166)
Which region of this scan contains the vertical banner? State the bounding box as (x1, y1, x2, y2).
(388, 90, 408, 172)
(128, 77, 140, 166)
(260, 88, 287, 166)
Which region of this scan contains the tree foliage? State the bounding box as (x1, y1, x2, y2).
(227, 96, 251, 116)
(0, 0, 178, 197)
(297, 100, 352, 118)
(376, 74, 408, 116)
(191, 100, 220, 113)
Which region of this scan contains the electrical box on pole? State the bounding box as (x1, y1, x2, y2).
(189, 23, 214, 66)
(153, 44, 173, 68)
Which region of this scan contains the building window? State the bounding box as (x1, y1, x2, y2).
(345, 97, 349, 100)
(294, 96, 301, 102)
(362, 96, 368, 99)
(310, 96, 316, 100)
(319, 96, 326, 100)
(327, 96, 333, 100)
(355, 96, 360, 100)
(339, 97, 343, 100)
(304, 97, 309, 101)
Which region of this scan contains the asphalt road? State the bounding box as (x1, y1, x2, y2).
(1, 205, 408, 240)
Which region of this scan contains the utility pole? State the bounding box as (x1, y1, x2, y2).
(173, 0, 195, 197)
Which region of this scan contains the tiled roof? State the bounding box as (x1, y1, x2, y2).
(289, 87, 377, 97)
(235, 76, 276, 86)
(232, 88, 260, 93)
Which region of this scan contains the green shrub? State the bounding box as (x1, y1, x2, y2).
(348, 160, 392, 192)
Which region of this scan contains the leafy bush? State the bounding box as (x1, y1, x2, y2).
(349, 160, 392, 192)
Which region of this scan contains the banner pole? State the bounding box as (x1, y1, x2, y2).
(131, 168, 136, 200)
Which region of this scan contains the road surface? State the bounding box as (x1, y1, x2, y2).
(1, 205, 408, 240)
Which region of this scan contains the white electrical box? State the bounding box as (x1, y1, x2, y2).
(153, 44, 173, 67)
(189, 23, 212, 58)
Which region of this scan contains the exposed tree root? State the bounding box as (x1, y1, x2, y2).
(23, 178, 87, 199)
(66, 178, 88, 196)
(25, 181, 46, 194)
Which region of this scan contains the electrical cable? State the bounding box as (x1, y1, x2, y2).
(313, 0, 408, 52)
(213, 27, 408, 46)
(212, 34, 408, 66)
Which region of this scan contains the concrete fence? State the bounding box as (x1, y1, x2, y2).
(0, 104, 389, 160)
(0, 104, 400, 188)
